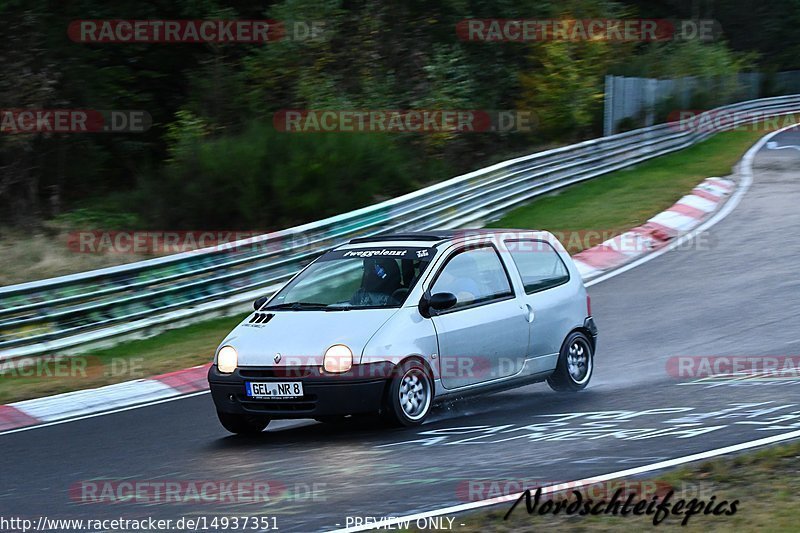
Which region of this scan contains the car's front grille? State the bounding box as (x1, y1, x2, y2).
(240, 394, 318, 413)
(239, 367, 314, 379)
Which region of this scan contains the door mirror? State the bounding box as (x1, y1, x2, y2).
(429, 292, 457, 311)
(253, 296, 268, 311)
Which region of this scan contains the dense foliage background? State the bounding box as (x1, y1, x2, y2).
(1, 0, 797, 230)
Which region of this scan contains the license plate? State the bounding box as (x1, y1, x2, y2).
(246, 381, 304, 399)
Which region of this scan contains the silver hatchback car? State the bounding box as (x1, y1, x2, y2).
(208, 230, 597, 434)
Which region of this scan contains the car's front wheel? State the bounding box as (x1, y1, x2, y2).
(217, 410, 270, 435)
(547, 331, 594, 392)
(382, 360, 434, 426)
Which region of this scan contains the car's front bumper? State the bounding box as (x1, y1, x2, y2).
(208, 362, 394, 419)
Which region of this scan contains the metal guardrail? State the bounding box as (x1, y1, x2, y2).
(2, 95, 799, 359)
(603, 71, 800, 135)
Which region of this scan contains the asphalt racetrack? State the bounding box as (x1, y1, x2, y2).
(2, 127, 800, 531)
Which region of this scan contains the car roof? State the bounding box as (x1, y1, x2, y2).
(348, 231, 457, 244)
(346, 229, 546, 247)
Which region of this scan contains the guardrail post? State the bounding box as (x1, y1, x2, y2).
(603, 75, 614, 136)
(644, 78, 657, 127)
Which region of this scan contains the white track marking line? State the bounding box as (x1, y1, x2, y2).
(329, 428, 800, 532)
(766, 140, 800, 152)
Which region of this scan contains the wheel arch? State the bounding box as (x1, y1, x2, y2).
(567, 326, 596, 352)
(398, 354, 436, 381)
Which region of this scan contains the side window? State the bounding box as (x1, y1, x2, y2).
(505, 240, 570, 294)
(431, 246, 513, 309)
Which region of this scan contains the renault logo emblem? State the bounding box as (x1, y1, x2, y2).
(274, 353, 282, 364)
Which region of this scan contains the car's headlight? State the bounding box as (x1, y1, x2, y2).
(323, 344, 353, 373)
(217, 345, 238, 374)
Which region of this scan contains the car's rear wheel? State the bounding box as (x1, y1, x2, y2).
(382, 360, 433, 427)
(216, 410, 270, 435)
(547, 331, 594, 392)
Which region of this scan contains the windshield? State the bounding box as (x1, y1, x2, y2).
(265, 246, 435, 310)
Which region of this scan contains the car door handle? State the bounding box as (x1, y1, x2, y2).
(520, 303, 535, 322)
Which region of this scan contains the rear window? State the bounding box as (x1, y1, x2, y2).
(505, 240, 570, 294)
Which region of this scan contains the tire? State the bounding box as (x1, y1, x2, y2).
(217, 410, 270, 435)
(547, 331, 594, 392)
(382, 360, 434, 427)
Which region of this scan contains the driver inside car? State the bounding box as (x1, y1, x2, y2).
(349, 256, 403, 306)
(432, 252, 483, 306)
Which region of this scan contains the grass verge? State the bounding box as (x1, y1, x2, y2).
(445, 439, 800, 531)
(0, 125, 787, 404)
